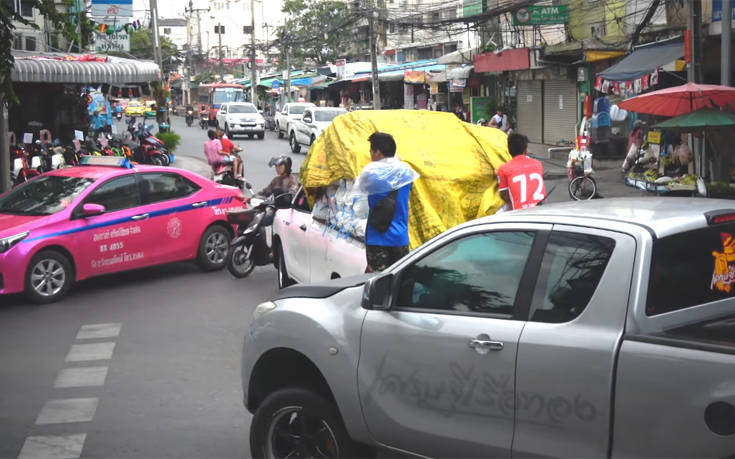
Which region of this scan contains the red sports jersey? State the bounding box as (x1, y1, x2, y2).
(497, 155, 546, 210)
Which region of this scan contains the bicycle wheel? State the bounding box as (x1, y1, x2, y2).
(568, 175, 597, 200)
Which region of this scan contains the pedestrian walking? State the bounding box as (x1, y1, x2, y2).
(498, 133, 546, 210)
(352, 132, 419, 272)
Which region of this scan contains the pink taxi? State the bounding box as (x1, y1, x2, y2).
(0, 157, 246, 303)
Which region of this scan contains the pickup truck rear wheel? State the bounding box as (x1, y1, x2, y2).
(289, 132, 301, 153)
(250, 387, 358, 459)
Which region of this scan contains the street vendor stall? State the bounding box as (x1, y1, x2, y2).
(618, 83, 735, 197)
(299, 109, 510, 248)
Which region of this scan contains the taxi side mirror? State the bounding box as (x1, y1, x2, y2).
(82, 203, 106, 217)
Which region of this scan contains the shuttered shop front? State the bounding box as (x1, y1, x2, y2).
(516, 80, 542, 143)
(542, 79, 578, 144)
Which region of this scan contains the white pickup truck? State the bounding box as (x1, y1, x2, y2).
(272, 186, 366, 288)
(287, 107, 346, 153)
(275, 102, 315, 139)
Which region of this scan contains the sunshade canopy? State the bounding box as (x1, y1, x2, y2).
(12, 51, 160, 84)
(598, 41, 684, 81)
(618, 83, 735, 117)
(654, 108, 735, 131)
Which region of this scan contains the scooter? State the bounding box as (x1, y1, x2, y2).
(226, 191, 291, 279)
(211, 161, 244, 188)
(199, 112, 209, 130)
(185, 108, 194, 127)
(135, 124, 171, 166)
(11, 144, 41, 185)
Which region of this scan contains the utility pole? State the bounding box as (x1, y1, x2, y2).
(0, 99, 8, 192)
(368, 0, 381, 109)
(722, 0, 731, 86)
(184, 1, 193, 105)
(250, 0, 257, 106)
(687, 0, 703, 83)
(285, 34, 291, 103)
(217, 23, 224, 82)
(149, 0, 163, 72)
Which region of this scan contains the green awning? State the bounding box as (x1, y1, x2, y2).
(654, 109, 735, 131)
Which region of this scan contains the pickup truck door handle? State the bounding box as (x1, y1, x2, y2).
(299, 224, 307, 232)
(131, 213, 149, 221)
(469, 335, 504, 353)
(192, 201, 207, 208)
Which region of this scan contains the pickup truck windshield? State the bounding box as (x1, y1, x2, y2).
(289, 105, 309, 115)
(315, 110, 344, 122)
(648, 224, 735, 315)
(229, 105, 257, 114)
(0, 176, 95, 216)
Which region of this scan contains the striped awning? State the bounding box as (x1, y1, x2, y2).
(12, 52, 161, 84)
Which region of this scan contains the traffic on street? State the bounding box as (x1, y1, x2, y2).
(2, 0, 735, 457)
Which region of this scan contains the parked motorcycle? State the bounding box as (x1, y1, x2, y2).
(134, 123, 171, 166)
(226, 192, 292, 278)
(11, 144, 41, 185)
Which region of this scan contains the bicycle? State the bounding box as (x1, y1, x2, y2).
(567, 149, 597, 200)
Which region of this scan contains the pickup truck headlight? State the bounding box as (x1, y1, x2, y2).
(253, 301, 277, 319)
(0, 231, 29, 253)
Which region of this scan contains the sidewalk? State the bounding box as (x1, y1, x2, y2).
(172, 154, 212, 179)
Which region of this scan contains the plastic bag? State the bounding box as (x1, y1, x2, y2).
(351, 158, 420, 196)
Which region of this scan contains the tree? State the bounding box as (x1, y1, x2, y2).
(128, 29, 181, 74)
(278, 0, 357, 67)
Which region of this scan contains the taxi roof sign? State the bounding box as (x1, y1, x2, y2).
(79, 156, 132, 168)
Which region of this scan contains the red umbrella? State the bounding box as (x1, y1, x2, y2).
(617, 82, 735, 117)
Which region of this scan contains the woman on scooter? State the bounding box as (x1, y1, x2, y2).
(259, 155, 298, 197)
(204, 129, 234, 172)
(216, 129, 244, 179)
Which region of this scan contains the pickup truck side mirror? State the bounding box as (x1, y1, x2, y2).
(303, 115, 312, 123)
(361, 273, 394, 310)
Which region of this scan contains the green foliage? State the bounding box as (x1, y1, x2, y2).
(278, 0, 355, 67)
(156, 131, 181, 153)
(129, 29, 181, 73)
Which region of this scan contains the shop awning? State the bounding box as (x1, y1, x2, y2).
(598, 41, 684, 81)
(446, 65, 473, 80)
(473, 48, 530, 73)
(437, 48, 476, 65)
(12, 51, 161, 84)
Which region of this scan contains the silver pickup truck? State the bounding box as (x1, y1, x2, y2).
(242, 198, 735, 458)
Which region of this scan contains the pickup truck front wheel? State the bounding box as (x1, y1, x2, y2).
(250, 387, 358, 459)
(289, 132, 302, 153)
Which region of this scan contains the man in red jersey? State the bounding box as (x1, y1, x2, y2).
(497, 133, 546, 210)
(216, 129, 244, 179)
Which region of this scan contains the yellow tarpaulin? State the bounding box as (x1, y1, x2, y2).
(300, 109, 511, 249)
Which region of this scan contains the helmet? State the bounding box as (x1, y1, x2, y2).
(268, 155, 292, 173)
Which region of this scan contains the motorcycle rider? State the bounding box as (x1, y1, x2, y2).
(204, 129, 236, 174)
(259, 155, 298, 197)
(185, 105, 194, 127)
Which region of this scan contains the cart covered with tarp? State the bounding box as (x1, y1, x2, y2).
(299, 109, 510, 249)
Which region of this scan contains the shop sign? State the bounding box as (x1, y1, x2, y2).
(404, 70, 425, 84)
(463, 0, 487, 18)
(94, 31, 130, 52)
(91, 0, 133, 17)
(512, 5, 569, 25)
(429, 83, 439, 95)
(713, 0, 735, 22)
(647, 131, 661, 144)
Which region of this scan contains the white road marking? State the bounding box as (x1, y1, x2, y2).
(35, 398, 99, 425)
(54, 367, 108, 389)
(75, 323, 121, 340)
(64, 342, 116, 363)
(18, 433, 86, 459)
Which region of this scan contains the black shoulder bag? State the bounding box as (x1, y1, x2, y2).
(367, 189, 398, 233)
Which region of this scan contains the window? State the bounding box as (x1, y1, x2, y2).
(139, 173, 200, 205)
(315, 110, 344, 122)
(293, 187, 311, 213)
(530, 232, 615, 323)
(163, 27, 171, 35)
(13, 34, 22, 50)
(84, 175, 140, 213)
(0, 176, 95, 216)
(19, 0, 32, 17)
(397, 231, 535, 315)
(228, 104, 257, 113)
(24, 35, 36, 51)
(648, 224, 735, 316)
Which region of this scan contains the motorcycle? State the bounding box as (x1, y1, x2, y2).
(115, 111, 123, 121)
(11, 144, 41, 185)
(185, 108, 194, 127)
(226, 192, 292, 279)
(199, 112, 209, 130)
(134, 124, 171, 166)
(211, 160, 245, 188)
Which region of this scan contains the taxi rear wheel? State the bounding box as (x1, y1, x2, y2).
(25, 250, 73, 304)
(197, 225, 231, 271)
